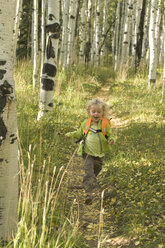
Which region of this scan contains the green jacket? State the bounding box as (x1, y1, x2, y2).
(66, 119, 116, 156)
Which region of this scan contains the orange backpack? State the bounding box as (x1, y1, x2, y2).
(83, 118, 111, 138)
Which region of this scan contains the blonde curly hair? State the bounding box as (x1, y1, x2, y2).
(86, 98, 109, 118)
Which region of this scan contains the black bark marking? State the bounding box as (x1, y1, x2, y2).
(70, 15, 75, 19)
(46, 22, 60, 37)
(10, 137, 17, 144)
(46, 38, 55, 59)
(0, 118, 7, 146)
(50, 33, 60, 39)
(85, 41, 91, 64)
(10, 134, 15, 137)
(41, 77, 54, 91)
(0, 70, 6, 80)
(0, 158, 3, 162)
(48, 103, 53, 107)
(150, 79, 156, 84)
(0, 96, 6, 113)
(48, 14, 55, 21)
(0, 80, 13, 95)
(0, 60, 6, 66)
(42, 63, 56, 77)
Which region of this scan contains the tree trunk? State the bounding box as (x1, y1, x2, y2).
(59, 0, 70, 68)
(33, 0, 39, 88)
(0, 0, 18, 240)
(148, 0, 157, 88)
(38, 0, 60, 120)
(100, 0, 109, 65)
(79, 0, 87, 63)
(135, 0, 146, 69)
(85, 0, 92, 65)
(13, 0, 23, 66)
(114, 0, 121, 70)
(131, 0, 143, 70)
(162, 5, 165, 100)
(66, 0, 77, 65)
(40, 0, 46, 76)
(121, 0, 133, 70)
(94, 0, 101, 65)
(141, 0, 150, 64)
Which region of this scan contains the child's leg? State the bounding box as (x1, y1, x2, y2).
(82, 154, 100, 193)
(93, 156, 103, 177)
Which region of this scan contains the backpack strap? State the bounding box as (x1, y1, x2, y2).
(101, 118, 108, 136)
(84, 118, 92, 136)
(83, 117, 111, 137)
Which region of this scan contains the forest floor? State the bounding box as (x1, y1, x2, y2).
(66, 83, 132, 248)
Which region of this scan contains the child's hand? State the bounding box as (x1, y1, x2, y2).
(65, 135, 69, 139)
(108, 139, 114, 146)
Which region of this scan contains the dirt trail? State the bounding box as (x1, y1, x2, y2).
(66, 83, 131, 248)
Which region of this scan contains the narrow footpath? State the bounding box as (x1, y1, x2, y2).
(65, 83, 132, 248)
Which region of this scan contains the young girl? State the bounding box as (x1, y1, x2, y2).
(65, 98, 116, 204)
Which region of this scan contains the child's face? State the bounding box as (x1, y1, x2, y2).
(89, 104, 104, 124)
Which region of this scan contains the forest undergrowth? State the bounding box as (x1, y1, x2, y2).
(1, 61, 165, 248)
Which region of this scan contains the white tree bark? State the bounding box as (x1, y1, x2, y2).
(155, 0, 161, 67)
(100, 0, 109, 65)
(33, 0, 39, 88)
(121, 0, 133, 70)
(131, 0, 143, 68)
(59, 0, 70, 68)
(141, 0, 150, 63)
(148, 0, 157, 88)
(79, 0, 87, 63)
(94, 0, 101, 65)
(162, 5, 165, 100)
(40, 0, 46, 76)
(114, 0, 121, 70)
(0, 0, 18, 240)
(38, 0, 60, 120)
(66, 0, 77, 65)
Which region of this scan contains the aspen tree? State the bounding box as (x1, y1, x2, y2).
(13, 0, 23, 65)
(40, 0, 46, 75)
(85, 0, 92, 65)
(155, 0, 162, 67)
(100, 0, 108, 65)
(148, 0, 157, 88)
(118, 1, 126, 67)
(94, 0, 101, 65)
(135, 0, 147, 68)
(141, 0, 150, 64)
(79, 0, 87, 63)
(38, 0, 60, 120)
(113, 0, 121, 70)
(0, 0, 18, 240)
(131, 0, 143, 69)
(91, 0, 96, 64)
(162, 5, 165, 100)
(33, 0, 39, 88)
(59, 0, 70, 67)
(121, 0, 133, 70)
(66, 0, 78, 65)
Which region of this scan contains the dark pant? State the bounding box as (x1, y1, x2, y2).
(82, 153, 103, 193)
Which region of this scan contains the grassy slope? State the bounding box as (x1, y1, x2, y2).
(3, 61, 164, 248)
(101, 75, 165, 247)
